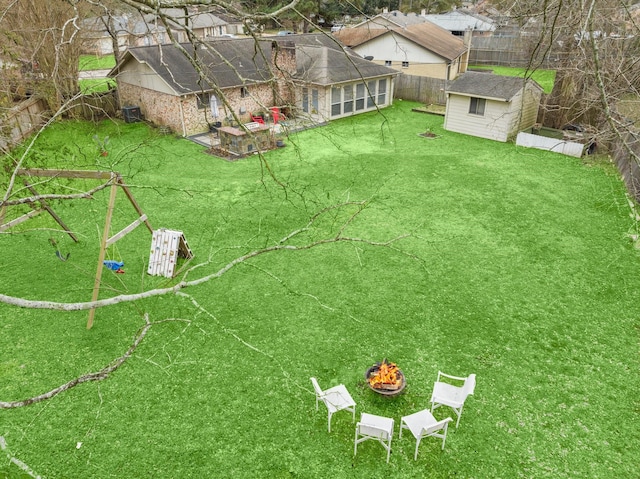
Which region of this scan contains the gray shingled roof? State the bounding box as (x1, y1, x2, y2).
(111, 34, 398, 94)
(446, 71, 541, 100)
(295, 43, 399, 85)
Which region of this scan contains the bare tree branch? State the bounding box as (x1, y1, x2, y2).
(0, 313, 176, 409)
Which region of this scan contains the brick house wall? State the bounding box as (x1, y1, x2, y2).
(118, 81, 281, 136)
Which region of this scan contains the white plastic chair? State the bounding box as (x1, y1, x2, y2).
(430, 371, 476, 428)
(310, 377, 356, 432)
(354, 413, 394, 463)
(400, 409, 453, 460)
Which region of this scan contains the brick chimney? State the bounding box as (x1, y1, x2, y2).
(271, 40, 297, 78)
(270, 40, 297, 107)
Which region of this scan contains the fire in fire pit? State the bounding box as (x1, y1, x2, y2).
(365, 359, 406, 396)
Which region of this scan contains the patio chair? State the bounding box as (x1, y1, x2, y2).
(400, 409, 453, 460)
(250, 115, 265, 125)
(430, 371, 476, 428)
(354, 413, 394, 463)
(310, 377, 356, 433)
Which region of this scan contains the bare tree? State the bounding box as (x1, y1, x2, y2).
(0, 0, 91, 111)
(494, 0, 639, 163)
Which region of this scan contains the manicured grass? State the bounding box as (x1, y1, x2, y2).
(471, 65, 557, 93)
(79, 78, 117, 93)
(1, 101, 639, 478)
(79, 54, 116, 71)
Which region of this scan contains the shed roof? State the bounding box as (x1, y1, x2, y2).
(446, 71, 542, 101)
(334, 22, 467, 61)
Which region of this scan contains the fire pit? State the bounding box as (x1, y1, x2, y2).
(365, 359, 406, 396)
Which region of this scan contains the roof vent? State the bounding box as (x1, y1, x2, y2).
(364, 55, 374, 61)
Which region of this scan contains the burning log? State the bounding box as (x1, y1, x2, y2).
(367, 359, 404, 391)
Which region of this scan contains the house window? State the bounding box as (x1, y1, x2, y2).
(343, 85, 354, 113)
(331, 86, 341, 117)
(355, 83, 365, 111)
(385, 60, 392, 66)
(241, 86, 248, 98)
(196, 93, 210, 110)
(469, 97, 486, 116)
(302, 87, 309, 113)
(377, 79, 387, 105)
(303, 87, 320, 114)
(402, 61, 409, 68)
(367, 80, 376, 108)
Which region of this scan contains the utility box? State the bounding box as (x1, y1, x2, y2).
(122, 106, 142, 123)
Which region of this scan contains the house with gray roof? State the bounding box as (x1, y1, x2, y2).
(443, 71, 543, 142)
(144, 8, 235, 41)
(109, 34, 398, 136)
(334, 20, 468, 80)
(81, 14, 168, 55)
(422, 9, 495, 43)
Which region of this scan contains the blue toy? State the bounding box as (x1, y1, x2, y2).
(103, 260, 124, 273)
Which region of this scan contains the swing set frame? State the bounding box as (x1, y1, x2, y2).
(0, 168, 153, 329)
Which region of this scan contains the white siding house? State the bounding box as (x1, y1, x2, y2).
(334, 20, 468, 80)
(443, 72, 543, 142)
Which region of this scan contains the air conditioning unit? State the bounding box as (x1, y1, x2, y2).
(122, 106, 142, 123)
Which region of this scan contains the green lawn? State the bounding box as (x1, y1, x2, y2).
(79, 78, 117, 93)
(470, 65, 557, 94)
(79, 54, 116, 71)
(1, 101, 638, 478)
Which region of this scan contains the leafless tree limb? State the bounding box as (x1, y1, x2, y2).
(0, 313, 186, 409)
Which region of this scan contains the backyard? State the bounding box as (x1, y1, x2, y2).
(0, 100, 639, 478)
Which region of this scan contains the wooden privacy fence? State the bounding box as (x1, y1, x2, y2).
(67, 89, 119, 121)
(611, 130, 640, 203)
(394, 74, 447, 105)
(0, 90, 119, 152)
(0, 97, 48, 152)
(469, 36, 567, 68)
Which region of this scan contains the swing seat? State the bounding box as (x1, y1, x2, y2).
(103, 260, 124, 271)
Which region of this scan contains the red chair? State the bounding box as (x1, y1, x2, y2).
(251, 115, 265, 125)
(270, 107, 280, 124)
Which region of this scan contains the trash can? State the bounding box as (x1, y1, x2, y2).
(122, 106, 141, 123)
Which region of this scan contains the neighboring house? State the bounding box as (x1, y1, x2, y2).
(82, 14, 168, 55)
(334, 21, 468, 80)
(443, 71, 543, 142)
(81, 16, 130, 56)
(352, 10, 428, 29)
(109, 34, 398, 136)
(145, 8, 233, 42)
(206, 8, 245, 35)
(82, 8, 241, 55)
(421, 9, 495, 43)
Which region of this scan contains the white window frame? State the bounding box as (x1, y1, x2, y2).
(469, 97, 486, 116)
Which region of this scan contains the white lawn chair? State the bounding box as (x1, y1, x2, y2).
(310, 377, 356, 432)
(430, 371, 476, 428)
(400, 409, 453, 460)
(354, 413, 394, 463)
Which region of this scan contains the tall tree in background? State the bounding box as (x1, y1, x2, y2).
(494, 0, 639, 163)
(0, 0, 89, 112)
